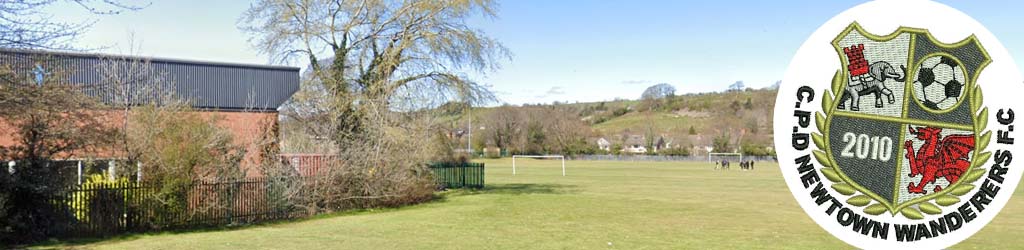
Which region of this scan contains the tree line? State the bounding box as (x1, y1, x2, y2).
(471, 105, 595, 156)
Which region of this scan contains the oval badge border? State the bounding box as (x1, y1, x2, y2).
(774, 0, 1024, 249)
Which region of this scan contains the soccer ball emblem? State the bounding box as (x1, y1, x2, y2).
(912, 55, 965, 110)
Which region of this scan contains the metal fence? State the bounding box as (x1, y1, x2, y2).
(568, 154, 777, 162)
(48, 177, 308, 239)
(17, 161, 485, 241)
(428, 162, 485, 189)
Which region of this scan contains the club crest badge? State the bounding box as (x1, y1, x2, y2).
(775, 1, 1023, 249)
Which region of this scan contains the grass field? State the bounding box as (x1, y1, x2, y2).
(33, 159, 1024, 249)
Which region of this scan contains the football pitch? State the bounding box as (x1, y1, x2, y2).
(34, 159, 1024, 249)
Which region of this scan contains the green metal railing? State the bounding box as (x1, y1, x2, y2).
(428, 162, 485, 189)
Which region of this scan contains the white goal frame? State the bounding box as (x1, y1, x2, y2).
(512, 155, 566, 176)
(708, 153, 744, 163)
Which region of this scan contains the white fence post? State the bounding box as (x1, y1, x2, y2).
(109, 160, 116, 181)
(512, 156, 516, 175)
(77, 161, 83, 185)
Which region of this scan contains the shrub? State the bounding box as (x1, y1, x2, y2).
(268, 110, 440, 215)
(658, 147, 691, 156)
(561, 140, 598, 156)
(484, 149, 501, 159)
(712, 134, 733, 153)
(611, 143, 624, 155)
(126, 104, 245, 226)
(611, 107, 630, 117)
(0, 67, 118, 244)
(741, 143, 772, 156)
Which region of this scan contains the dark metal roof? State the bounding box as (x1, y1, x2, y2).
(0, 48, 299, 111)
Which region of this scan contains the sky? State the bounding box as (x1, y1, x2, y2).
(46, 0, 1024, 105)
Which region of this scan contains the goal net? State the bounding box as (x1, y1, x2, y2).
(708, 153, 743, 164)
(512, 155, 566, 176)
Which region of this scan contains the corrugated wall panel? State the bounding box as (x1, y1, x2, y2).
(0, 49, 299, 111)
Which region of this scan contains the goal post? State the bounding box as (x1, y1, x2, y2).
(512, 155, 565, 176)
(708, 152, 743, 163)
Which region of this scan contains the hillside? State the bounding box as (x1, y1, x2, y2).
(448, 88, 778, 156)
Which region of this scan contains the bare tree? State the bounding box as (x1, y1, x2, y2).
(0, 64, 117, 163)
(728, 80, 745, 91)
(87, 40, 258, 223)
(482, 106, 591, 155)
(0, 61, 119, 243)
(0, 0, 147, 50)
(278, 67, 348, 152)
(92, 36, 174, 164)
(239, 0, 510, 212)
(481, 105, 521, 152)
(540, 107, 592, 155)
(640, 83, 676, 111)
(640, 83, 676, 100)
(240, 0, 507, 143)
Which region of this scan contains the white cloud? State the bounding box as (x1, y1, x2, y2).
(546, 86, 565, 95)
(620, 80, 651, 85)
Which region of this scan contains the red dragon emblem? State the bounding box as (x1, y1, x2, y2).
(904, 126, 975, 194)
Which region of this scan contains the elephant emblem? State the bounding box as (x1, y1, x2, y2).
(837, 61, 906, 111)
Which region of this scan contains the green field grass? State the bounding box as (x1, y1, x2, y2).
(33, 159, 1024, 249)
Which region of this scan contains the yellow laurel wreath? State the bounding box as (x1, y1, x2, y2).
(811, 70, 990, 219)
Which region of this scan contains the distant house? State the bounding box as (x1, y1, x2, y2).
(597, 138, 611, 152)
(622, 135, 647, 154)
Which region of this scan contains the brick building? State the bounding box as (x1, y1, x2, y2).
(0, 49, 300, 178)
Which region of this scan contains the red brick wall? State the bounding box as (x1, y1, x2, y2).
(0, 121, 14, 149)
(207, 111, 279, 177)
(0, 110, 280, 177)
(279, 154, 336, 176)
